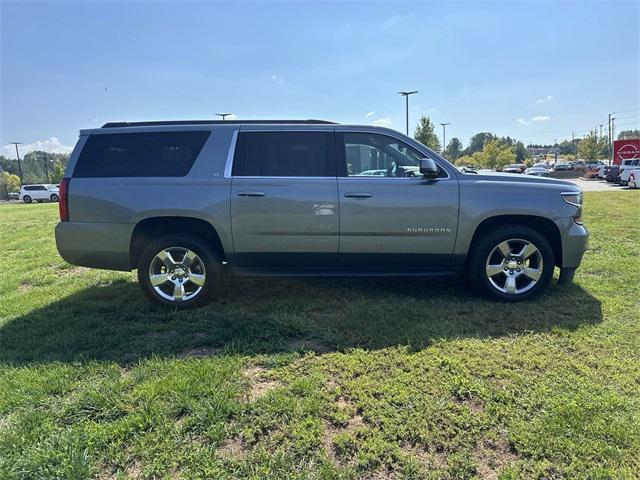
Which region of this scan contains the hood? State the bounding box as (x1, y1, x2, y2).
(462, 171, 580, 190)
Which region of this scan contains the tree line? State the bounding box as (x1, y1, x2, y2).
(413, 116, 530, 169)
(0, 151, 69, 196)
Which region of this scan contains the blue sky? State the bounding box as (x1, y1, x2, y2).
(1, 0, 638, 158)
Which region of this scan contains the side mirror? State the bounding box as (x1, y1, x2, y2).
(420, 158, 438, 179)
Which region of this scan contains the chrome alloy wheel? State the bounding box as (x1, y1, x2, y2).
(148, 247, 206, 302)
(485, 238, 543, 295)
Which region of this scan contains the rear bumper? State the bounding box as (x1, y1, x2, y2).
(554, 217, 588, 269)
(55, 221, 133, 271)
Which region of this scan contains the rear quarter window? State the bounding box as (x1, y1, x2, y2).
(73, 131, 210, 178)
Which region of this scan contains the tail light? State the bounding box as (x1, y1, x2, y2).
(59, 178, 70, 221)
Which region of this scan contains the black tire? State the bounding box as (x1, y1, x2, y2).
(23, 195, 32, 204)
(50, 194, 59, 202)
(137, 233, 221, 308)
(469, 225, 555, 302)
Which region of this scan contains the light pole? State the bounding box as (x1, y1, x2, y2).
(216, 113, 232, 121)
(9, 142, 23, 186)
(42, 152, 50, 183)
(398, 91, 418, 135)
(440, 123, 451, 155)
(608, 112, 615, 165)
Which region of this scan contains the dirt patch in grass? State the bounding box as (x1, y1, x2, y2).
(54, 266, 89, 277)
(218, 435, 247, 459)
(18, 282, 32, 292)
(463, 398, 485, 414)
(473, 434, 519, 480)
(245, 366, 282, 401)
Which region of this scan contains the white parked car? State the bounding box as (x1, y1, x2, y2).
(617, 159, 640, 186)
(628, 169, 640, 189)
(19, 184, 60, 203)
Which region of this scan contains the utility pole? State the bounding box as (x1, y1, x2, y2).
(572, 133, 576, 156)
(608, 112, 615, 165)
(9, 142, 23, 186)
(599, 124, 603, 140)
(42, 152, 50, 183)
(440, 123, 451, 155)
(398, 91, 418, 135)
(611, 117, 616, 163)
(216, 113, 232, 121)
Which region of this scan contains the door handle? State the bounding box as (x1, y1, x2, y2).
(344, 192, 373, 198)
(237, 191, 267, 197)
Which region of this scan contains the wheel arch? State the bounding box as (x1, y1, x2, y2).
(130, 216, 226, 269)
(467, 215, 562, 267)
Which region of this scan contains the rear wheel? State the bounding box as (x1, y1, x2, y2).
(137, 234, 220, 308)
(470, 225, 554, 302)
(23, 195, 32, 204)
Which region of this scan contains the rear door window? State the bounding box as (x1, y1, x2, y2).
(232, 131, 335, 177)
(73, 131, 210, 177)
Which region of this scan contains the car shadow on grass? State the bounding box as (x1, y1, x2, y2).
(0, 275, 602, 365)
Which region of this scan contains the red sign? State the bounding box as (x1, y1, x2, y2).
(613, 139, 640, 165)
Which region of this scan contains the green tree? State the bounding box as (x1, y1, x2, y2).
(1, 171, 21, 194)
(472, 139, 516, 169)
(464, 132, 497, 155)
(514, 141, 530, 163)
(578, 131, 606, 161)
(618, 129, 640, 140)
(444, 137, 463, 161)
(414, 116, 441, 152)
(51, 162, 65, 183)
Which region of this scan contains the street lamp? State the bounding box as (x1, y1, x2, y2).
(216, 113, 232, 121)
(398, 91, 418, 135)
(9, 142, 23, 186)
(440, 123, 451, 155)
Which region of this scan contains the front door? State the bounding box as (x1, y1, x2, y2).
(230, 129, 339, 267)
(337, 131, 459, 268)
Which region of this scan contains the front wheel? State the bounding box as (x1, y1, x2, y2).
(23, 195, 32, 204)
(470, 226, 555, 302)
(50, 194, 59, 202)
(137, 234, 221, 308)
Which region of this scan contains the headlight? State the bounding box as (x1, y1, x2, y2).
(561, 192, 583, 207)
(562, 191, 583, 224)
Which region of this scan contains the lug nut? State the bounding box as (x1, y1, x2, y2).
(517, 268, 521, 272)
(171, 276, 176, 280)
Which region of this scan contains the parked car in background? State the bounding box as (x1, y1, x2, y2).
(628, 169, 640, 189)
(606, 165, 620, 182)
(8, 192, 20, 200)
(525, 167, 551, 177)
(19, 184, 60, 203)
(554, 162, 571, 171)
(597, 165, 608, 178)
(502, 164, 525, 174)
(617, 159, 640, 186)
(55, 119, 587, 306)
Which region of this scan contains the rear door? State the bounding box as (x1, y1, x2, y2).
(337, 130, 459, 268)
(230, 129, 339, 267)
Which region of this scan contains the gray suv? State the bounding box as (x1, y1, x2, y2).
(55, 120, 588, 307)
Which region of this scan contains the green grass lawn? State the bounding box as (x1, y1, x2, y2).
(1, 192, 639, 479)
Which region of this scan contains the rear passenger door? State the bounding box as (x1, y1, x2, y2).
(230, 129, 339, 267)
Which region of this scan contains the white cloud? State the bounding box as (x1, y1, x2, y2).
(517, 115, 551, 126)
(365, 111, 375, 118)
(372, 117, 393, 127)
(535, 95, 554, 104)
(2, 137, 73, 159)
(271, 74, 285, 84)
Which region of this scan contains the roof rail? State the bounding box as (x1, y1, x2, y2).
(101, 119, 337, 128)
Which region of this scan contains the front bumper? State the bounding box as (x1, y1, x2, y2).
(554, 217, 588, 269)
